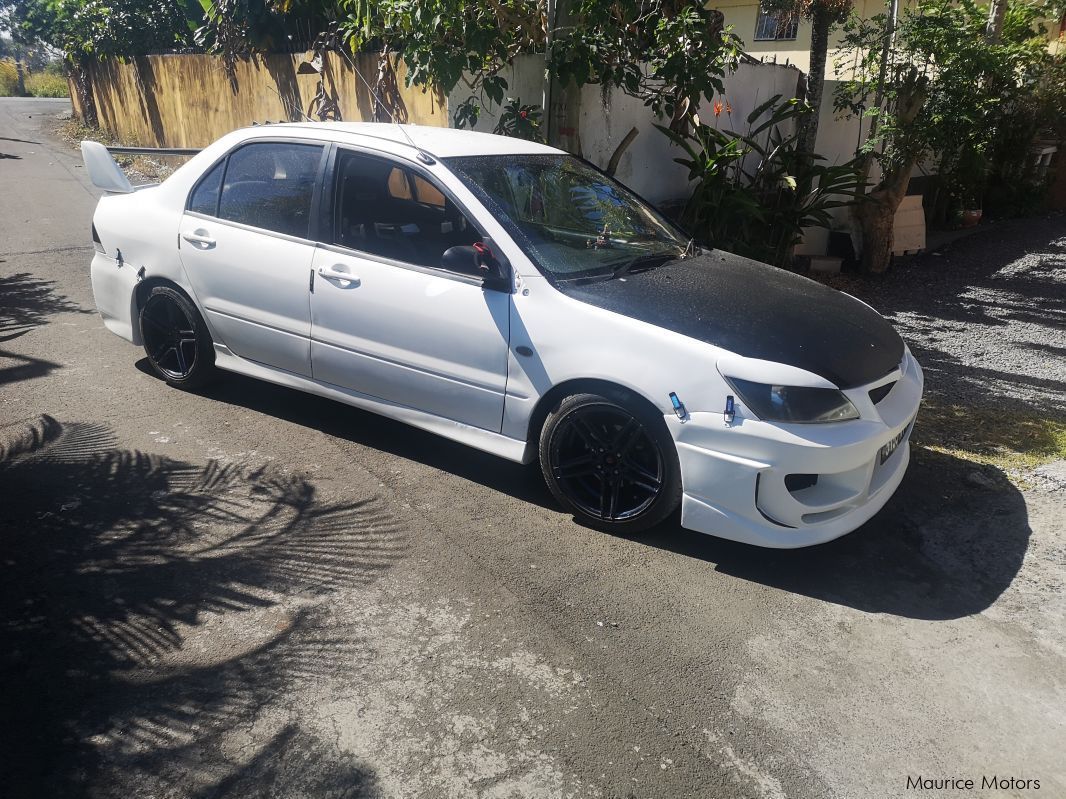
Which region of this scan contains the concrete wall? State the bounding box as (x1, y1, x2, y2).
(76, 52, 446, 148)
(448, 57, 804, 205)
(445, 54, 546, 138)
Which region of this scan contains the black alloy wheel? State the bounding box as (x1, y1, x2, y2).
(540, 392, 682, 533)
(139, 285, 214, 389)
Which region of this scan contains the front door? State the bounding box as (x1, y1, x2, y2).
(178, 140, 326, 377)
(309, 148, 510, 431)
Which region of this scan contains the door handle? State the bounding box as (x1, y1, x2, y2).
(318, 266, 360, 286)
(182, 229, 216, 248)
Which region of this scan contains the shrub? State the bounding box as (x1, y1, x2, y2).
(25, 70, 69, 98)
(659, 96, 866, 267)
(0, 59, 18, 96)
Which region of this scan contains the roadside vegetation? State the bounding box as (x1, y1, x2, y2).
(0, 59, 68, 97)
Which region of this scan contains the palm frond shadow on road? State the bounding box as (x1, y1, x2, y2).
(0, 414, 404, 798)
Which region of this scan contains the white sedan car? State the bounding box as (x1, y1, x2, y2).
(82, 123, 922, 548)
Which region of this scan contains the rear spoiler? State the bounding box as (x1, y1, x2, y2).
(81, 141, 134, 194)
(79, 141, 202, 194)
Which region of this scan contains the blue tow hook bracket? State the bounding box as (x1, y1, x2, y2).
(724, 395, 735, 425)
(669, 392, 689, 423)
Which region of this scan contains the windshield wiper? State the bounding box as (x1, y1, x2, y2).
(610, 250, 680, 279)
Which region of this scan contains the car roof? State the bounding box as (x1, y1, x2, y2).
(248, 121, 564, 159)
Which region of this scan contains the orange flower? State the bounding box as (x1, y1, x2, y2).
(713, 99, 723, 117)
(726, 101, 733, 115)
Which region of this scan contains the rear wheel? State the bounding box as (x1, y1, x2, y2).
(539, 392, 682, 534)
(139, 285, 215, 389)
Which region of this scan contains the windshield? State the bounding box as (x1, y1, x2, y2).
(445, 154, 689, 281)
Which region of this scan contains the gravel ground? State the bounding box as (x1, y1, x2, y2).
(822, 214, 1065, 413)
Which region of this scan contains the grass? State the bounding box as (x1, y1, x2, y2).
(24, 71, 69, 98)
(913, 401, 1066, 475)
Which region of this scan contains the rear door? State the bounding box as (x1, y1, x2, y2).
(178, 140, 327, 377)
(309, 147, 511, 431)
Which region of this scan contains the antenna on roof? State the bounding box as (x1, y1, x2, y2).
(263, 84, 315, 123)
(335, 46, 436, 165)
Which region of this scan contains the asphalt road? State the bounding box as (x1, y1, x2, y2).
(2, 97, 1064, 799)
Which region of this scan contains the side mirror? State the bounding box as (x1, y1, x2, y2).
(441, 245, 481, 276)
(441, 240, 512, 292)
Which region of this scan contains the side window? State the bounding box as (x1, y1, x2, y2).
(333, 150, 479, 270)
(188, 159, 224, 216)
(217, 142, 324, 238)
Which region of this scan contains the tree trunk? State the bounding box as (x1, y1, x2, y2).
(14, 49, 27, 97)
(798, 5, 833, 156)
(70, 61, 98, 128)
(854, 69, 928, 273)
(985, 0, 1006, 43)
(856, 157, 918, 273)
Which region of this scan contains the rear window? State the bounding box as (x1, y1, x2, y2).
(215, 142, 324, 239)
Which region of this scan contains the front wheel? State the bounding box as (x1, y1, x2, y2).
(139, 285, 215, 389)
(539, 392, 682, 534)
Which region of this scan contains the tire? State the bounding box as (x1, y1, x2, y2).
(539, 391, 682, 534)
(138, 285, 215, 390)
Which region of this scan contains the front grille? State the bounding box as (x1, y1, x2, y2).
(869, 381, 896, 404)
(785, 473, 818, 493)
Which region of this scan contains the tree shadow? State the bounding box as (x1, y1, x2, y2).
(0, 273, 86, 386)
(0, 415, 404, 798)
(133, 56, 167, 146)
(0, 272, 89, 340)
(265, 56, 304, 123)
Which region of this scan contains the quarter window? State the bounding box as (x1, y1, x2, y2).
(216, 142, 324, 238)
(754, 6, 799, 40)
(333, 150, 479, 270)
(188, 160, 224, 216)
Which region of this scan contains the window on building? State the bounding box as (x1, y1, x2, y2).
(754, 6, 799, 41)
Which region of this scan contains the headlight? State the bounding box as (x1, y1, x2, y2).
(726, 378, 859, 423)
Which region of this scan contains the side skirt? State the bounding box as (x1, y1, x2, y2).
(212, 345, 535, 465)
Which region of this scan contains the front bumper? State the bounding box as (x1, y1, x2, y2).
(669, 351, 924, 548)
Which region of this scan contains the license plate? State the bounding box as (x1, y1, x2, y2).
(879, 423, 910, 464)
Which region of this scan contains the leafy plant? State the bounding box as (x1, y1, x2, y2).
(339, 0, 741, 131)
(492, 97, 542, 141)
(659, 96, 865, 267)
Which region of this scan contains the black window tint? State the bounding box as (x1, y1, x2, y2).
(188, 159, 224, 216)
(218, 142, 323, 238)
(333, 150, 479, 269)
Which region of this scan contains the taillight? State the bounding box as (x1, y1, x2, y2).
(92, 223, 104, 253)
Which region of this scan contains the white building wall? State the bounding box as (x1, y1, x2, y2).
(447, 58, 868, 254)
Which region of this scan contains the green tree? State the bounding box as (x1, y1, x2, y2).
(3, 0, 203, 122)
(834, 0, 1053, 272)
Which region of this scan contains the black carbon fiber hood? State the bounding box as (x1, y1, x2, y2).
(556, 250, 904, 389)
